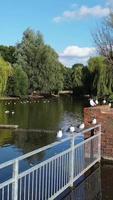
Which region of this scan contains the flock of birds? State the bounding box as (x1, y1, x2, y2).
(3, 97, 111, 139)
(57, 97, 111, 139)
(4, 99, 50, 115)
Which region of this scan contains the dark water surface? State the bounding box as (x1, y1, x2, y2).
(0, 96, 85, 163)
(0, 96, 113, 199)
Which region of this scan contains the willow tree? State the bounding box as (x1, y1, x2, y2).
(88, 56, 113, 97)
(72, 65, 84, 95)
(0, 57, 13, 96)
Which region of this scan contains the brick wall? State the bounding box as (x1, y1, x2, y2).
(84, 105, 113, 161)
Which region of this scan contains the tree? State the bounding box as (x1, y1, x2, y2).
(72, 65, 84, 95)
(63, 67, 73, 90)
(0, 45, 16, 64)
(7, 64, 28, 97)
(93, 10, 113, 66)
(15, 28, 64, 94)
(88, 56, 113, 97)
(0, 57, 13, 96)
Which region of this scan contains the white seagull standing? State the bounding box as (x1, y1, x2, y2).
(95, 99, 99, 105)
(57, 129, 63, 138)
(89, 98, 96, 107)
(92, 117, 97, 125)
(69, 125, 75, 133)
(79, 123, 85, 130)
(103, 99, 106, 104)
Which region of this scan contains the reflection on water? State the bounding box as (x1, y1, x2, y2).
(63, 166, 101, 200)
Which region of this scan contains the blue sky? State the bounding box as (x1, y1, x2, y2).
(0, 0, 112, 66)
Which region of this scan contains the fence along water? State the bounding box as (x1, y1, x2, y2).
(0, 124, 101, 200)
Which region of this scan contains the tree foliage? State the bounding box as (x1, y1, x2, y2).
(14, 28, 64, 94)
(0, 45, 16, 64)
(0, 57, 13, 96)
(7, 64, 28, 97)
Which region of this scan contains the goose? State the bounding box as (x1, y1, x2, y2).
(92, 117, 97, 125)
(57, 129, 63, 138)
(69, 125, 75, 133)
(78, 123, 85, 130)
(5, 110, 10, 114)
(89, 99, 96, 107)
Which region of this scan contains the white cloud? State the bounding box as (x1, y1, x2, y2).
(59, 45, 96, 67)
(53, 5, 110, 23)
(60, 45, 96, 58)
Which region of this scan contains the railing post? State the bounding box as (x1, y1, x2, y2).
(12, 159, 19, 200)
(70, 135, 74, 187)
(98, 124, 101, 161)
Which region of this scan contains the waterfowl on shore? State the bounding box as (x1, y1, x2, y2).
(92, 117, 97, 125)
(109, 102, 111, 107)
(89, 98, 96, 107)
(57, 129, 63, 138)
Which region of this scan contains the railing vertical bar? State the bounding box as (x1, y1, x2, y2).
(28, 173, 30, 200)
(61, 155, 63, 187)
(53, 159, 56, 194)
(2, 187, 4, 200)
(51, 159, 54, 196)
(38, 167, 41, 200)
(31, 171, 34, 200)
(7, 185, 9, 200)
(48, 162, 50, 199)
(12, 159, 19, 200)
(42, 166, 45, 200)
(45, 164, 48, 200)
(59, 156, 61, 190)
(24, 176, 26, 200)
(19, 178, 22, 200)
(35, 169, 38, 200)
(56, 157, 59, 192)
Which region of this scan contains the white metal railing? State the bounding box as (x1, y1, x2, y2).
(0, 124, 101, 200)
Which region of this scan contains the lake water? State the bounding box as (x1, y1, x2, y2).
(0, 96, 113, 199)
(0, 96, 85, 163)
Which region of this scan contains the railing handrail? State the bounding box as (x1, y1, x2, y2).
(0, 124, 101, 169)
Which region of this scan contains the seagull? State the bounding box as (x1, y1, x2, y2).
(95, 99, 99, 105)
(78, 123, 85, 130)
(109, 102, 111, 108)
(69, 125, 75, 133)
(5, 110, 10, 114)
(57, 129, 63, 138)
(92, 117, 97, 125)
(89, 98, 96, 107)
(103, 99, 106, 104)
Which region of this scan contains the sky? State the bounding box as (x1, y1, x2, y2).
(0, 0, 112, 66)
